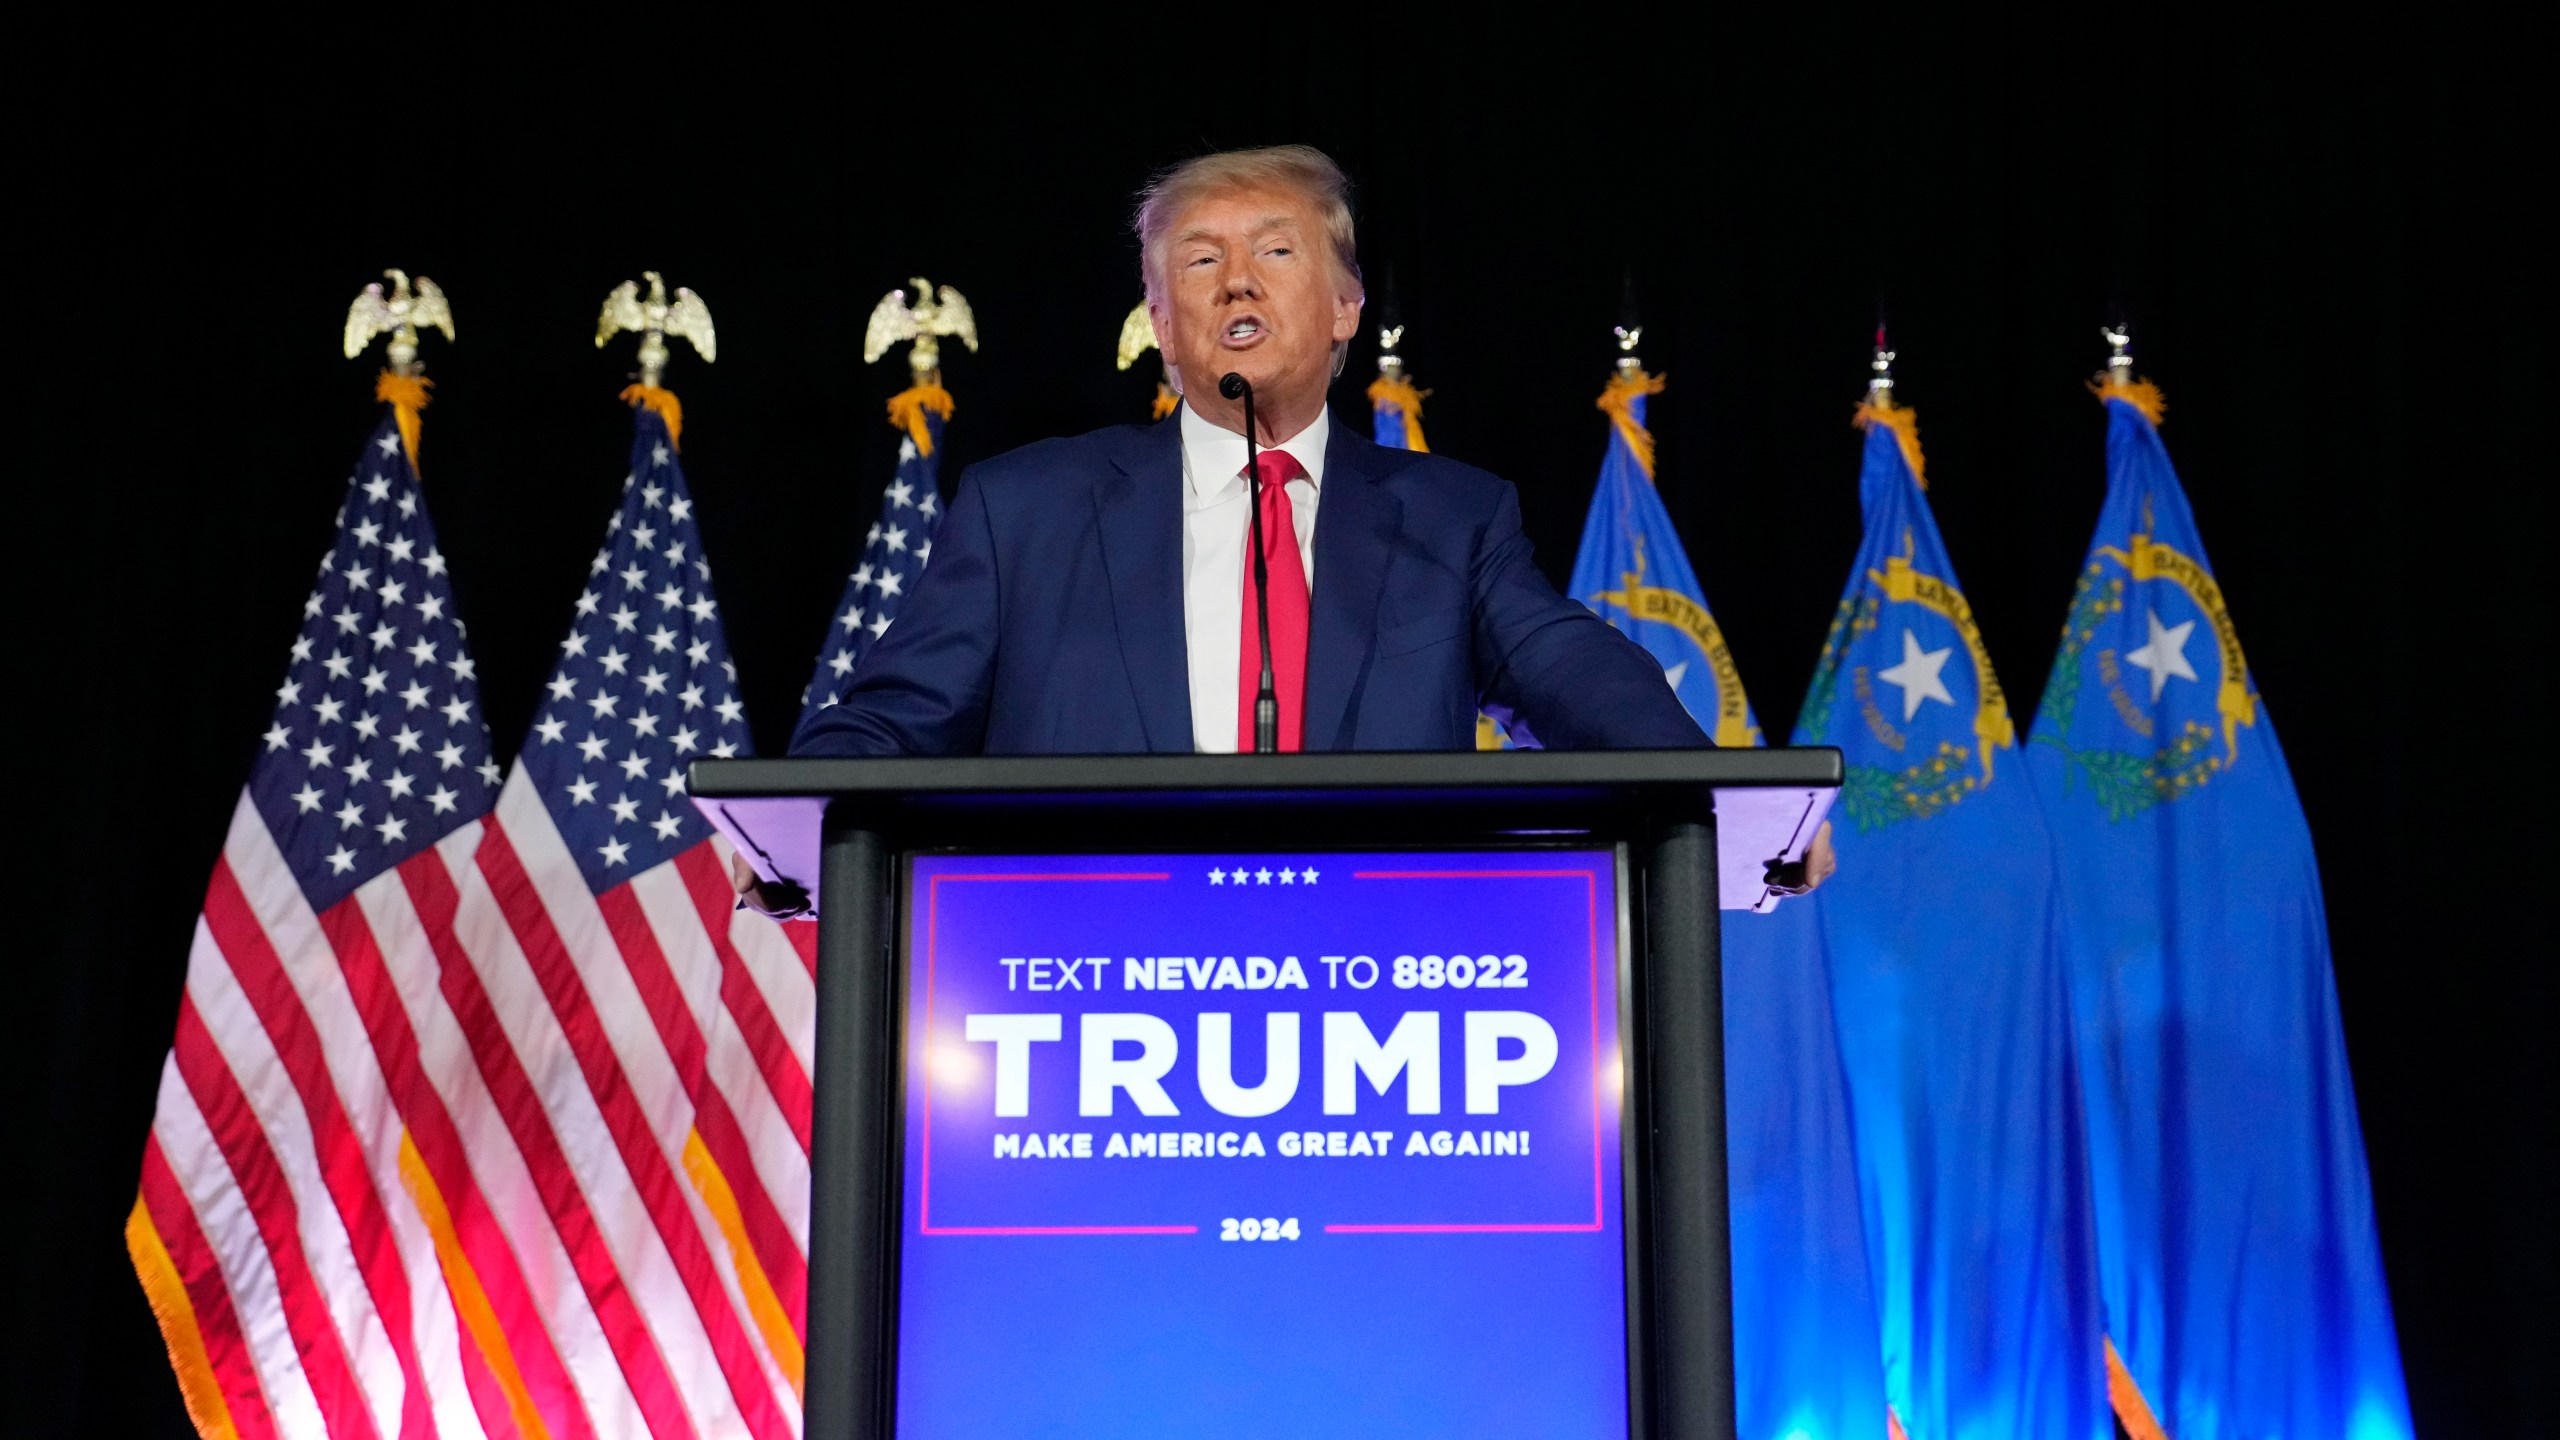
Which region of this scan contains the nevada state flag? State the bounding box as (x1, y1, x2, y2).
(1567, 369, 1761, 746)
(2026, 381, 2410, 1440)
(1768, 395, 2107, 1438)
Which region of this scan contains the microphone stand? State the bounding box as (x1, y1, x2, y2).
(1221, 372, 1279, 753)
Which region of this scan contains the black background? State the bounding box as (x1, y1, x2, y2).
(13, 17, 2542, 1436)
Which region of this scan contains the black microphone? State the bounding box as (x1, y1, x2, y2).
(1219, 371, 1279, 754)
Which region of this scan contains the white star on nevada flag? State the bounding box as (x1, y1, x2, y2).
(2124, 608, 2199, 702)
(1876, 628, 1956, 721)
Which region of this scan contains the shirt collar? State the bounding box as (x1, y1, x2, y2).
(1178, 399, 1329, 501)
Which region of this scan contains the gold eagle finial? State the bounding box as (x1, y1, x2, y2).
(2101, 323, 2135, 387)
(1116, 300, 1159, 371)
(596, 270, 717, 387)
(1117, 299, 1178, 418)
(865, 277, 980, 380)
(1376, 322, 1408, 381)
(343, 269, 455, 375)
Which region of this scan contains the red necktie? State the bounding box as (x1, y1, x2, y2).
(1238, 449, 1310, 751)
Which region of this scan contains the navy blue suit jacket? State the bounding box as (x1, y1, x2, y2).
(789, 414, 1708, 755)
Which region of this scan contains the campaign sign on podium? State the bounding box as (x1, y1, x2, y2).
(690, 750, 1846, 1440)
(897, 850, 1629, 1434)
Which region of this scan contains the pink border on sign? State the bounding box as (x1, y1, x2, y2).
(918, 871, 1197, 1236)
(1322, 868, 1608, 1235)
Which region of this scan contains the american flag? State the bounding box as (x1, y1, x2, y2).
(128, 407, 568, 1440)
(440, 402, 815, 1440)
(795, 401, 945, 731)
(132, 397, 817, 1440)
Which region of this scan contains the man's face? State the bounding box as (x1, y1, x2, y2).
(1150, 184, 1362, 423)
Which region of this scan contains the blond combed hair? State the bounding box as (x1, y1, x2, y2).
(1134, 144, 1365, 309)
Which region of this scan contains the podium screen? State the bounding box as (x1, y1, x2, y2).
(892, 849, 1631, 1438)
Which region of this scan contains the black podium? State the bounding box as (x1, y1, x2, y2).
(690, 749, 1839, 1440)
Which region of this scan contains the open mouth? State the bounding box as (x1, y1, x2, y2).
(1220, 315, 1268, 347)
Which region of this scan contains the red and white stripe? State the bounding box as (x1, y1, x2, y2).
(440, 770, 812, 1440)
(134, 778, 815, 1437)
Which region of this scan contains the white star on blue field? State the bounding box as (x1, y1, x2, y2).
(247, 416, 497, 911)
(520, 418, 752, 890)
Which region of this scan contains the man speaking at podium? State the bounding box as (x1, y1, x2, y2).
(792, 144, 1710, 762)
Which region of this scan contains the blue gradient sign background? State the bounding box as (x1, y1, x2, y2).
(892, 850, 1631, 1438)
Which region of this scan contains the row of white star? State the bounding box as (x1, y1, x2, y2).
(552, 640, 731, 693)
(548, 671, 735, 722)
(560, 773, 693, 814)
(592, 552, 716, 593)
(268, 724, 490, 777)
(289, 615, 474, 681)
(535, 697, 741, 745)
(1207, 867, 1320, 885)
(556, 758, 709, 804)
(268, 685, 478, 736)
(577, 568, 719, 620)
(311, 548, 449, 597)
(569, 587, 717, 644)
(286, 778, 477, 837)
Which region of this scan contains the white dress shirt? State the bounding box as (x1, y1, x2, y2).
(1179, 401, 1326, 753)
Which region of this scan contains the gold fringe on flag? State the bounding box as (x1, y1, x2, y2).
(1152, 383, 1179, 420)
(375, 371, 432, 474)
(1597, 369, 1668, 480)
(1853, 397, 1929, 490)
(619, 383, 686, 450)
(2090, 375, 2169, 425)
(127, 1197, 241, 1440)
(887, 382, 957, 456)
(2105, 1337, 2171, 1440)
(1367, 376, 1433, 452)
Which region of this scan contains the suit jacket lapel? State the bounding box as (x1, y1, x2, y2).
(1095, 418, 1194, 752)
(1304, 420, 1399, 751)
